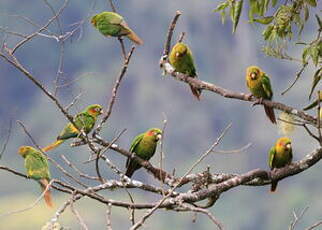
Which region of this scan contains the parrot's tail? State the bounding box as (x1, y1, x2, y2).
(264, 105, 276, 124)
(126, 31, 144, 45)
(42, 140, 64, 152)
(303, 100, 318, 111)
(39, 179, 54, 208)
(270, 180, 278, 192)
(125, 166, 135, 178)
(189, 85, 202, 100)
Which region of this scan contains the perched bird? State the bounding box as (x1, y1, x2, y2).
(18, 146, 53, 207)
(125, 128, 162, 177)
(303, 91, 322, 111)
(246, 66, 276, 124)
(42, 104, 103, 152)
(91, 11, 143, 45)
(268, 137, 293, 192)
(169, 42, 202, 100)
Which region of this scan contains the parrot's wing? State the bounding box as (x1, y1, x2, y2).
(268, 146, 276, 169)
(126, 133, 144, 169)
(26, 153, 50, 180)
(288, 148, 293, 164)
(107, 14, 131, 35)
(58, 123, 80, 140)
(75, 112, 90, 127)
(261, 74, 273, 100)
(129, 133, 144, 153)
(186, 49, 197, 77)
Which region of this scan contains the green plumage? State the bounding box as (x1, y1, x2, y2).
(19, 146, 50, 180)
(169, 42, 202, 100)
(91, 11, 143, 45)
(42, 104, 103, 152)
(125, 128, 162, 177)
(18, 146, 53, 207)
(58, 112, 97, 140)
(246, 65, 276, 124)
(268, 137, 293, 192)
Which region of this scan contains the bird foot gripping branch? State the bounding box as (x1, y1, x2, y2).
(160, 55, 175, 76)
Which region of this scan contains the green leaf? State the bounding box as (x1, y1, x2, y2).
(232, 0, 243, 33)
(310, 45, 320, 66)
(264, 0, 270, 13)
(309, 68, 322, 100)
(230, 1, 235, 23)
(304, 0, 317, 7)
(249, 0, 259, 22)
(254, 16, 274, 24)
(262, 24, 274, 40)
(213, 1, 229, 12)
(302, 47, 310, 63)
(220, 10, 227, 24)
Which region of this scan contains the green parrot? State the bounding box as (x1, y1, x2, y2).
(169, 42, 202, 100)
(91, 11, 143, 45)
(246, 65, 276, 124)
(303, 91, 322, 111)
(42, 104, 103, 152)
(18, 146, 53, 207)
(125, 128, 162, 177)
(268, 137, 293, 192)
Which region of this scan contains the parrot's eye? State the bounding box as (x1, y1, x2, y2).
(94, 107, 102, 113)
(250, 72, 257, 80)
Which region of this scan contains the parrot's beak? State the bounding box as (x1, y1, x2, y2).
(175, 52, 180, 57)
(285, 143, 291, 149)
(250, 73, 256, 80)
(156, 134, 162, 141)
(99, 109, 103, 115)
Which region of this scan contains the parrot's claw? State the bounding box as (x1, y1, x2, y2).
(252, 98, 263, 107)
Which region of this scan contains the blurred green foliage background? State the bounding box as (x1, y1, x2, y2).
(0, 0, 321, 229)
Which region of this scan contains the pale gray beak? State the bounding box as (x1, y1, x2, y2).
(175, 52, 180, 57)
(286, 143, 291, 149)
(156, 134, 162, 140)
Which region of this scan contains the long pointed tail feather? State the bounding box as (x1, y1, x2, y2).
(42, 140, 64, 152)
(125, 167, 135, 178)
(264, 105, 276, 124)
(189, 85, 202, 101)
(40, 179, 54, 208)
(126, 31, 143, 45)
(270, 180, 278, 192)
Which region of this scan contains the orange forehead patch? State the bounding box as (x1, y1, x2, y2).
(146, 130, 154, 136)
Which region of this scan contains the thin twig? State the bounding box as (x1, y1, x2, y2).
(70, 192, 89, 230)
(162, 11, 182, 57)
(131, 124, 232, 230)
(178, 32, 185, 43)
(179, 203, 223, 230)
(0, 120, 12, 160)
(11, 0, 69, 54)
(107, 0, 117, 12)
(305, 221, 322, 230)
(289, 207, 309, 230)
(281, 62, 308, 95)
(0, 180, 55, 218)
(106, 203, 113, 230)
(94, 47, 135, 133)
